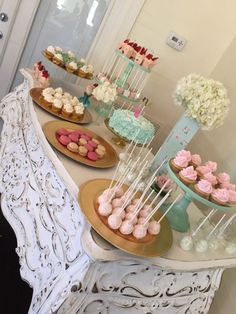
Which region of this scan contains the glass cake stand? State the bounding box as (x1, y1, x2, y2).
(160, 161, 234, 233)
(104, 118, 129, 147)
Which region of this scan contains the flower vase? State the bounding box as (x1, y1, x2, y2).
(94, 101, 113, 125)
(150, 113, 199, 173)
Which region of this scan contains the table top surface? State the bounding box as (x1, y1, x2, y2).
(31, 75, 236, 271)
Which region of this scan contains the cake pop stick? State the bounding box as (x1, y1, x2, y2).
(114, 61, 127, 85)
(102, 52, 116, 74)
(192, 208, 217, 237)
(143, 190, 175, 225)
(108, 160, 122, 190)
(123, 129, 140, 156)
(207, 214, 226, 239)
(103, 53, 118, 76)
(128, 69, 139, 91)
(132, 71, 145, 92)
(155, 193, 181, 224)
(137, 75, 149, 96)
(110, 57, 122, 82)
(218, 213, 236, 238)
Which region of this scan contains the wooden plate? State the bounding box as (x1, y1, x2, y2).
(30, 88, 92, 124)
(43, 120, 118, 169)
(79, 179, 173, 257)
(42, 50, 93, 80)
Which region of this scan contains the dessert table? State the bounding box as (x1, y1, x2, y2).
(1, 69, 236, 314)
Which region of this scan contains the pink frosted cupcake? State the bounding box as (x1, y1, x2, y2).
(204, 161, 217, 173)
(176, 150, 192, 162)
(217, 172, 230, 185)
(190, 154, 201, 167)
(220, 182, 236, 191)
(170, 156, 189, 172)
(210, 188, 229, 205)
(196, 165, 212, 177)
(202, 173, 218, 187)
(194, 179, 213, 199)
(179, 166, 198, 185)
(228, 190, 236, 205)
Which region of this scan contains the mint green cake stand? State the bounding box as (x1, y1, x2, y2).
(161, 162, 233, 233)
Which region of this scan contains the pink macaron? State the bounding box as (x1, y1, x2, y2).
(84, 143, 94, 152)
(69, 133, 79, 142)
(56, 128, 71, 136)
(87, 151, 98, 161)
(88, 140, 98, 148)
(73, 129, 84, 136)
(81, 134, 91, 141)
(83, 132, 92, 139)
(58, 135, 71, 146)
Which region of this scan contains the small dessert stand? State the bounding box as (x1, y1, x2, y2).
(161, 161, 233, 233)
(104, 118, 129, 147)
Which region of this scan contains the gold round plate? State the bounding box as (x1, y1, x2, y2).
(79, 179, 173, 257)
(43, 120, 118, 169)
(30, 88, 92, 124)
(42, 50, 93, 80)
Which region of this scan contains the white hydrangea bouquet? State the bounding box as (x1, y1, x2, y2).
(92, 81, 117, 103)
(173, 73, 230, 130)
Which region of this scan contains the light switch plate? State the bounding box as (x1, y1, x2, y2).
(166, 31, 187, 51)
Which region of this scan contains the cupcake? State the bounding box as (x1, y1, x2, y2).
(217, 172, 230, 185)
(78, 146, 88, 157)
(228, 190, 236, 204)
(62, 104, 73, 117)
(44, 46, 55, 59)
(196, 165, 212, 177)
(52, 99, 62, 113)
(170, 156, 189, 172)
(176, 150, 192, 162)
(190, 154, 201, 167)
(204, 161, 217, 173)
(210, 188, 229, 205)
(53, 53, 64, 66)
(42, 94, 54, 107)
(194, 179, 213, 199)
(179, 166, 198, 185)
(220, 182, 236, 191)
(202, 173, 218, 186)
(66, 61, 78, 73)
(78, 65, 87, 78)
(73, 104, 84, 119)
(86, 64, 94, 79)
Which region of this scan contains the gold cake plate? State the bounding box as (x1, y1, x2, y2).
(79, 178, 173, 257)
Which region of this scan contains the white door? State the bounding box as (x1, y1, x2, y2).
(0, 0, 39, 100)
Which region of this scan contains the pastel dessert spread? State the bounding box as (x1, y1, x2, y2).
(56, 128, 106, 161)
(179, 166, 198, 185)
(40, 87, 84, 119)
(108, 109, 155, 145)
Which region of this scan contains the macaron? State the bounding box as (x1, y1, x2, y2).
(56, 128, 71, 136)
(58, 135, 71, 146)
(95, 148, 105, 159)
(92, 138, 100, 145)
(81, 134, 90, 141)
(69, 133, 79, 142)
(67, 142, 79, 153)
(83, 132, 92, 139)
(97, 144, 106, 152)
(78, 146, 88, 157)
(85, 143, 93, 152)
(73, 129, 84, 136)
(87, 151, 98, 161)
(88, 140, 98, 148)
(79, 138, 87, 145)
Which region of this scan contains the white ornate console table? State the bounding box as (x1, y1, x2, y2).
(0, 70, 236, 314)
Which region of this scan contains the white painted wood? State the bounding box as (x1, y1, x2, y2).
(0, 0, 39, 99)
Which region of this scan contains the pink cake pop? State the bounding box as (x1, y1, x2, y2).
(133, 224, 147, 239)
(112, 207, 126, 220)
(139, 209, 149, 218)
(148, 221, 161, 235)
(98, 203, 112, 216)
(108, 214, 122, 229)
(115, 187, 124, 198)
(132, 198, 140, 205)
(112, 198, 124, 208)
(142, 205, 153, 213)
(138, 217, 147, 225)
(97, 194, 107, 204)
(119, 220, 134, 235)
(125, 204, 136, 213)
(125, 212, 138, 224)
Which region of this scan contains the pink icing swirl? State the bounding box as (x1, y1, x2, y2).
(203, 173, 218, 186)
(196, 165, 212, 176)
(217, 172, 230, 184)
(196, 179, 213, 194)
(211, 188, 229, 203)
(173, 156, 189, 168)
(176, 150, 191, 162)
(204, 161, 217, 172)
(228, 190, 236, 203)
(191, 154, 201, 166)
(220, 182, 236, 191)
(180, 166, 197, 181)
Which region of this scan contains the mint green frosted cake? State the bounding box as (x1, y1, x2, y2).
(109, 109, 155, 144)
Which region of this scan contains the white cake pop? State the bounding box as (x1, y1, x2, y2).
(103, 188, 115, 199)
(125, 212, 138, 224)
(112, 198, 124, 208)
(180, 236, 194, 251)
(108, 214, 122, 229)
(112, 207, 126, 219)
(119, 152, 127, 161)
(195, 239, 209, 253)
(148, 221, 161, 235)
(97, 194, 107, 205)
(119, 220, 134, 235)
(133, 224, 147, 239)
(127, 172, 137, 183)
(125, 204, 136, 213)
(98, 202, 112, 217)
(225, 242, 236, 255)
(208, 239, 219, 250)
(137, 181, 146, 192)
(139, 209, 149, 218)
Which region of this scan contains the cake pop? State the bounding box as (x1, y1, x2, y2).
(180, 236, 194, 251)
(98, 202, 112, 216)
(195, 239, 208, 253)
(112, 198, 124, 208)
(112, 207, 126, 219)
(147, 221, 160, 235)
(125, 204, 136, 213)
(133, 224, 147, 239)
(125, 212, 138, 224)
(225, 242, 236, 255)
(108, 214, 122, 229)
(119, 220, 134, 235)
(138, 217, 147, 225)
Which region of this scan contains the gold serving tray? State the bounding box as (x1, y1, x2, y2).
(43, 120, 118, 169)
(30, 88, 92, 124)
(42, 50, 93, 80)
(79, 178, 173, 257)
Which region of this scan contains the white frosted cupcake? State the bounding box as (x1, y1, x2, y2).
(62, 104, 73, 117)
(52, 99, 62, 113)
(66, 61, 78, 73)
